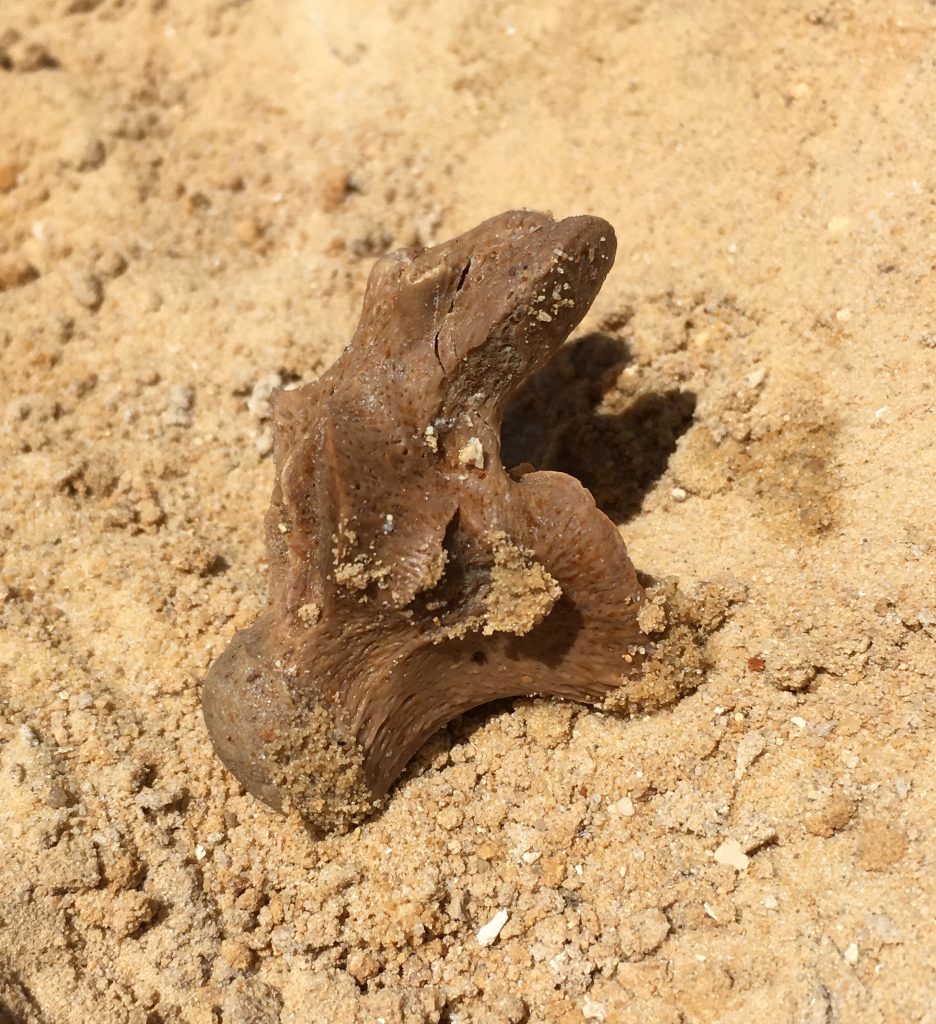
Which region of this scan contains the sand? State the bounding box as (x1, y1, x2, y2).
(1, 1, 934, 1022)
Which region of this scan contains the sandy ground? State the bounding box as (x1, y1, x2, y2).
(1, 1, 935, 1022)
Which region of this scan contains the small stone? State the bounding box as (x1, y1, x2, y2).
(713, 838, 749, 871)
(835, 307, 852, 323)
(763, 895, 778, 910)
(69, 268, 104, 310)
(476, 908, 509, 947)
(670, 486, 687, 501)
(843, 942, 859, 965)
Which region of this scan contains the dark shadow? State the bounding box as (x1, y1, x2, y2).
(502, 332, 696, 524)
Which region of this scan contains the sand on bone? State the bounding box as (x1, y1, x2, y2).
(0, 2, 934, 1023)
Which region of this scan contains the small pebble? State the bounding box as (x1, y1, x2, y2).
(671, 486, 687, 502)
(476, 908, 509, 947)
(843, 942, 859, 965)
(713, 838, 749, 871)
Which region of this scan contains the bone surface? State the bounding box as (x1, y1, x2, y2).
(201, 210, 649, 832)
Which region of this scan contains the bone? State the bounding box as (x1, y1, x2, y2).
(202, 210, 649, 833)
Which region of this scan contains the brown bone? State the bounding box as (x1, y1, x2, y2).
(202, 210, 649, 832)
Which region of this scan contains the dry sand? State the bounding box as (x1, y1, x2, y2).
(1, 1, 934, 1022)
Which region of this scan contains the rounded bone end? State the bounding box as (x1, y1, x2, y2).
(201, 622, 381, 834)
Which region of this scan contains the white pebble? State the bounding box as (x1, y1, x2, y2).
(611, 796, 635, 817)
(476, 908, 509, 947)
(671, 486, 687, 502)
(713, 838, 750, 871)
(843, 942, 859, 965)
